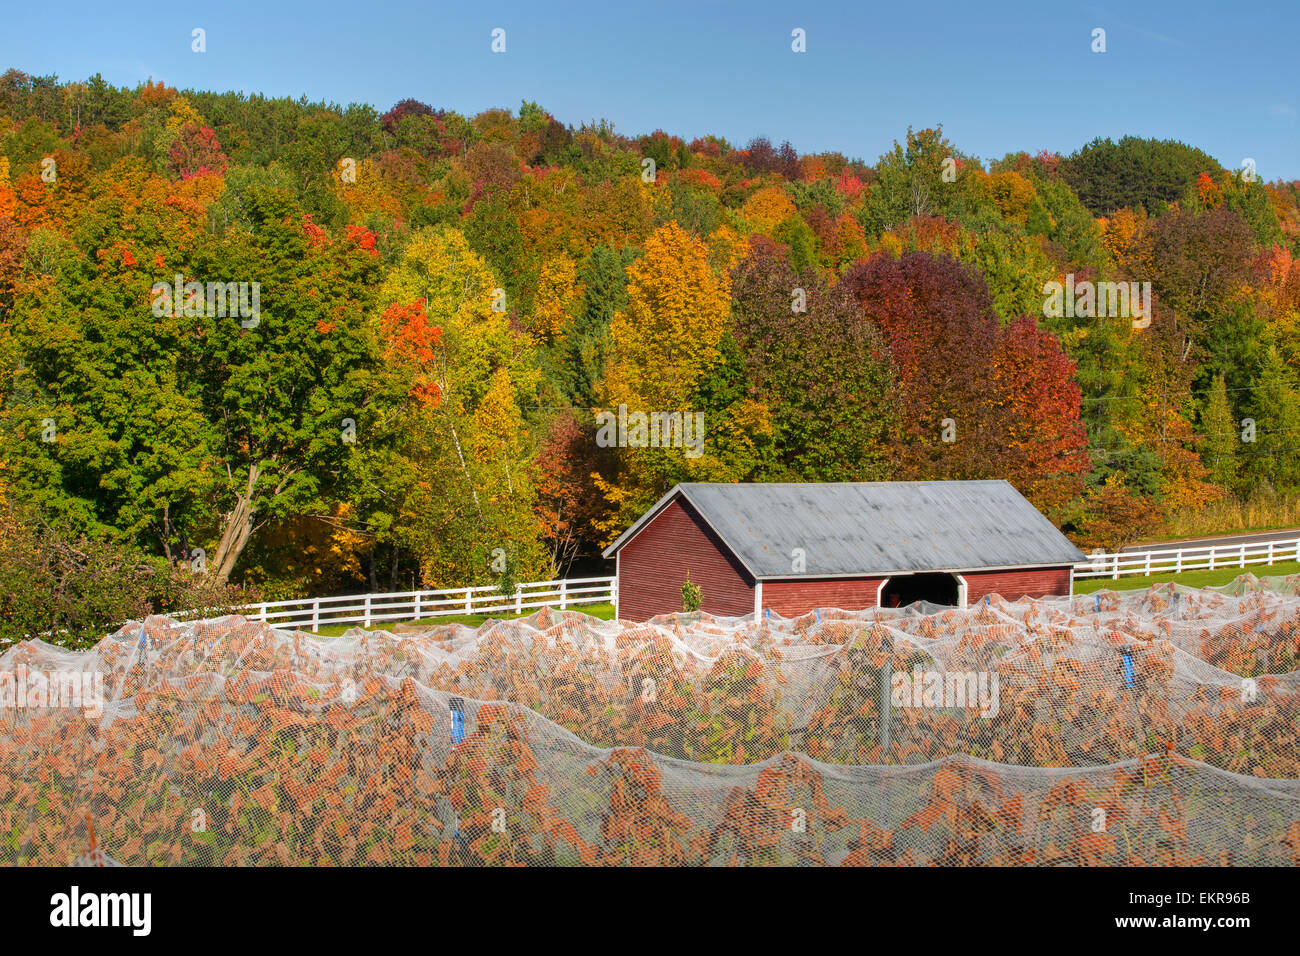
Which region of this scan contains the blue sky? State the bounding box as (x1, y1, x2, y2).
(2, 0, 1297, 178)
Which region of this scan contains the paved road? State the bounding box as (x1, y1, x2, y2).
(1122, 528, 1300, 553)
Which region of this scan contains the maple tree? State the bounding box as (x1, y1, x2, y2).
(602, 221, 730, 411)
(593, 221, 737, 534)
(166, 122, 229, 180)
(739, 185, 797, 236)
(990, 316, 1091, 513)
(841, 251, 1007, 480)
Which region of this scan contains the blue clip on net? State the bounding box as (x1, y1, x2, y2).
(450, 697, 465, 745)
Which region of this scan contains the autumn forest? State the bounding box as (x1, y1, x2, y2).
(1, 70, 1299, 639)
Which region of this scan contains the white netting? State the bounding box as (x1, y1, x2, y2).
(2, 575, 1298, 865)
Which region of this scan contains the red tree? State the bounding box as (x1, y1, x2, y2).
(841, 251, 1002, 478)
(841, 251, 1089, 508)
(991, 316, 1091, 511)
(380, 299, 443, 407)
(533, 412, 603, 573)
(167, 123, 229, 180)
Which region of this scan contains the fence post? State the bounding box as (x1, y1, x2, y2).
(414, 591, 422, 621)
(312, 600, 320, 634)
(1209, 547, 1216, 571)
(1144, 551, 1151, 576)
(1268, 540, 1276, 566)
(259, 603, 267, 624)
(465, 588, 473, 613)
(879, 654, 893, 755)
(515, 585, 523, 615)
(560, 580, 567, 610)
(364, 594, 372, 629)
(1176, 549, 1183, 573)
(612, 577, 618, 616)
(1112, 553, 1120, 580)
(876, 653, 893, 827)
(1239, 544, 1246, 568)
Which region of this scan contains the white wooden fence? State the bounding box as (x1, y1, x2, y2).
(223, 576, 616, 632)
(1074, 539, 1300, 580)
(201, 538, 1300, 631)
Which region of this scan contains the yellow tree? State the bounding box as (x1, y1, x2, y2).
(706, 223, 747, 275)
(975, 169, 1038, 224)
(1108, 327, 1224, 516)
(1102, 207, 1153, 277)
(0, 158, 14, 220)
(740, 186, 797, 237)
(529, 257, 581, 342)
(595, 221, 734, 536)
(603, 221, 730, 411)
(471, 366, 531, 521)
(333, 155, 407, 223)
(835, 213, 868, 267)
(516, 168, 584, 264)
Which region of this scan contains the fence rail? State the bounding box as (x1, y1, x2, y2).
(220, 576, 616, 633)
(1074, 539, 1300, 580)
(191, 539, 1300, 632)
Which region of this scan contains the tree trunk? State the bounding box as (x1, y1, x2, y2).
(211, 465, 259, 586)
(447, 419, 483, 523)
(159, 502, 174, 565)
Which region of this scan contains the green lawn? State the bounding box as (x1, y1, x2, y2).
(1073, 560, 1300, 594)
(308, 601, 616, 637)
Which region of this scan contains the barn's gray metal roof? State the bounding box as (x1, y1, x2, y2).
(602, 481, 1086, 578)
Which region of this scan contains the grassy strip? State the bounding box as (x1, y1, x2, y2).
(306, 602, 617, 637)
(1072, 560, 1300, 594)
(1159, 496, 1300, 540)
(1132, 525, 1300, 546)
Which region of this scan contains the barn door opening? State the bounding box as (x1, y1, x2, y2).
(879, 573, 962, 608)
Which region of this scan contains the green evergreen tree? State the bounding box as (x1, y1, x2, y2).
(1200, 373, 1239, 491)
(556, 245, 634, 409)
(1246, 347, 1300, 493)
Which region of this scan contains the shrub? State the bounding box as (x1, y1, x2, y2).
(681, 572, 702, 613)
(0, 504, 258, 648)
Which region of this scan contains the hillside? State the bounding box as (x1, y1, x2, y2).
(2, 70, 1300, 638)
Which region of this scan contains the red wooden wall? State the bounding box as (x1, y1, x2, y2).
(962, 567, 1072, 603)
(616, 499, 754, 621)
(762, 578, 886, 617)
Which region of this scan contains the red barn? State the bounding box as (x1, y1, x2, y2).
(603, 481, 1085, 621)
